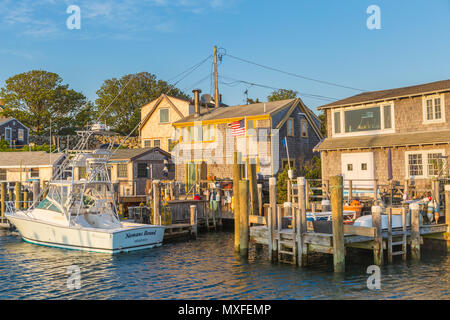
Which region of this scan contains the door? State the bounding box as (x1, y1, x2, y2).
(5, 127, 11, 145)
(341, 152, 374, 196)
(186, 163, 196, 193)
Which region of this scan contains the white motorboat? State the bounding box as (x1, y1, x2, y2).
(5, 127, 165, 253)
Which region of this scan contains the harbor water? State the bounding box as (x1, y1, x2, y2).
(0, 230, 448, 299)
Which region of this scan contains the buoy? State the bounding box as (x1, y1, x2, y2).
(427, 201, 434, 223)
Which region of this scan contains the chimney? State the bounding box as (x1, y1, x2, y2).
(192, 89, 201, 118)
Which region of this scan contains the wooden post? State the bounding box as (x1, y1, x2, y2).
(190, 205, 197, 239)
(248, 162, 258, 215)
(330, 175, 345, 272)
(297, 177, 307, 267)
(401, 206, 407, 261)
(0, 182, 5, 218)
(444, 185, 450, 251)
(387, 206, 393, 264)
(233, 152, 241, 253)
(32, 180, 40, 205)
(239, 180, 249, 257)
(42, 181, 49, 198)
(433, 179, 440, 216)
(152, 180, 161, 225)
(404, 179, 409, 199)
(257, 184, 263, 216)
(410, 203, 421, 260)
(372, 205, 383, 266)
(373, 179, 378, 200)
(15, 182, 22, 210)
(267, 206, 274, 261)
(305, 179, 311, 211)
(23, 190, 28, 210)
(287, 179, 292, 203)
(269, 177, 277, 259)
(348, 180, 353, 203)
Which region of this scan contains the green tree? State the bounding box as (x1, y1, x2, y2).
(246, 98, 261, 104)
(0, 70, 87, 135)
(318, 111, 327, 137)
(267, 89, 298, 102)
(95, 72, 189, 135)
(276, 164, 297, 204)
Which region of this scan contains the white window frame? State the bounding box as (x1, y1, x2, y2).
(422, 94, 445, 124)
(331, 101, 395, 137)
(405, 149, 446, 179)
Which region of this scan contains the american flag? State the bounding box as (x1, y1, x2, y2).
(229, 118, 246, 136)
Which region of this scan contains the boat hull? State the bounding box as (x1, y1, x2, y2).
(6, 215, 165, 254)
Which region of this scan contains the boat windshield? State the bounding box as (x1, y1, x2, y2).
(37, 198, 62, 213)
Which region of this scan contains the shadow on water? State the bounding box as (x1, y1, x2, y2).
(0, 230, 448, 299)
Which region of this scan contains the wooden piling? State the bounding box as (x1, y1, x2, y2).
(373, 179, 378, 200)
(305, 179, 311, 210)
(248, 161, 258, 215)
(387, 206, 393, 264)
(0, 182, 5, 218)
(23, 190, 28, 210)
(267, 206, 274, 261)
(348, 180, 353, 202)
(32, 180, 40, 205)
(432, 179, 440, 216)
(269, 177, 277, 259)
(445, 185, 450, 251)
(239, 180, 249, 257)
(190, 205, 197, 239)
(257, 183, 263, 216)
(372, 205, 383, 266)
(330, 175, 345, 272)
(152, 180, 161, 225)
(233, 152, 241, 253)
(297, 177, 307, 267)
(404, 179, 409, 199)
(15, 182, 21, 210)
(287, 179, 292, 203)
(410, 203, 421, 260)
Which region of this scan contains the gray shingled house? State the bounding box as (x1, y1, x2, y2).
(314, 79, 450, 191)
(0, 117, 29, 147)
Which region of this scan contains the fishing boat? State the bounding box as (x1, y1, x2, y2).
(5, 126, 165, 253)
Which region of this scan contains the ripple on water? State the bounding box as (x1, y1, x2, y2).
(0, 230, 448, 299)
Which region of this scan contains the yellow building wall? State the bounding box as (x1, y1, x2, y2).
(140, 96, 192, 151)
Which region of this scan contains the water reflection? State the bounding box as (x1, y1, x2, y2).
(0, 230, 448, 299)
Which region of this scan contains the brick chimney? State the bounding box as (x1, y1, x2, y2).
(192, 89, 201, 118)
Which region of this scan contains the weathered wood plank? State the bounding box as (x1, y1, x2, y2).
(344, 225, 376, 237)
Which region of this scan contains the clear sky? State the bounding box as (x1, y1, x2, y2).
(0, 0, 449, 113)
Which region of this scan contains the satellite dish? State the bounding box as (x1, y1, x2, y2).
(201, 94, 213, 104)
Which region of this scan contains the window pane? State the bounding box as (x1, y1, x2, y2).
(361, 163, 367, 170)
(182, 127, 188, 142)
(137, 163, 148, 178)
(345, 107, 381, 132)
(78, 167, 86, 179)
(383, 105, 392, 129)
(334, 112, 341, 133)
(434, 98, 441, 119)
(30, 168, 39, 178)
(427, 99, 433, 120)
(117, 164, 128, 178)
(144, 140, 152, 147)
(202, 125, 209, 141)
(408, 154, 423, 176)
(428, 153, 443, 176)
(347, 164, 353, 171)
(301, 120, 308, 137)
(153, 140, 160, 148)
(247, 120, 254, 130)
(287, 119, 294, 136)
(208, 125, 214, 140)
(160, 109, 169, 123)
(0, 169, 5, 180)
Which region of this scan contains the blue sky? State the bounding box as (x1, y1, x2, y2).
(0, 0, 449, 113)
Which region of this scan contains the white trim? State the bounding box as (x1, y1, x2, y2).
(331, 101, 395, 137)
(405, 149, 446, 179)
(422, 93, 445, 124)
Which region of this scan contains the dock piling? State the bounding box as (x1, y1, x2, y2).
(0, 182, 5, 218)
(269, 177, 277, 260)
(297, 177, 307, 267)
(152, 180, 161, 225)
(410, 203, 421, 260)
(239, 180, 249, 257)
(330, 175, 345, 272)
(233, 151, 241, 253)
(372, 205, 383, 266)
(257, 183, 263, 216)
(32, 180, 40, 205)
(15, 182, 22, 210)
(190, 205, 197, 239)
(445, 185, 450, 251)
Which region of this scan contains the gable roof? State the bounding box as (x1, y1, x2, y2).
(319, 79, 450, 110)
(0, 151, 64, 167)
(174, 99, 297, 124)
(0, 117, 29, 129)
(139, 94, 187, 130)
(110, 147, 171, 161)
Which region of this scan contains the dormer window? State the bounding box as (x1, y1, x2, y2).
(332, 102, 395, 137)
(423, 94, 445, 124)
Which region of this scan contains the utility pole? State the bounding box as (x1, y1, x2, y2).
(214, 45, 220, 108)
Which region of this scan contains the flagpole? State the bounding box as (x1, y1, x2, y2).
(285, 137, 291, 172)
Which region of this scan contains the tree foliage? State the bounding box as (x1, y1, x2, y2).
(318, 111, 327, 137)
(276, 164, 297, 204)
(267, 89, 298, 102)
(0, 70, 88, 135)
(95, 72, 189, 135)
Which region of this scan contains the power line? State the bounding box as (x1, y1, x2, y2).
(219, 75, 338, 102)
(224, 52, 366, 92)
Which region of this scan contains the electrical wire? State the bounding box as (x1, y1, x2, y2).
(224, 52, 366, 92)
